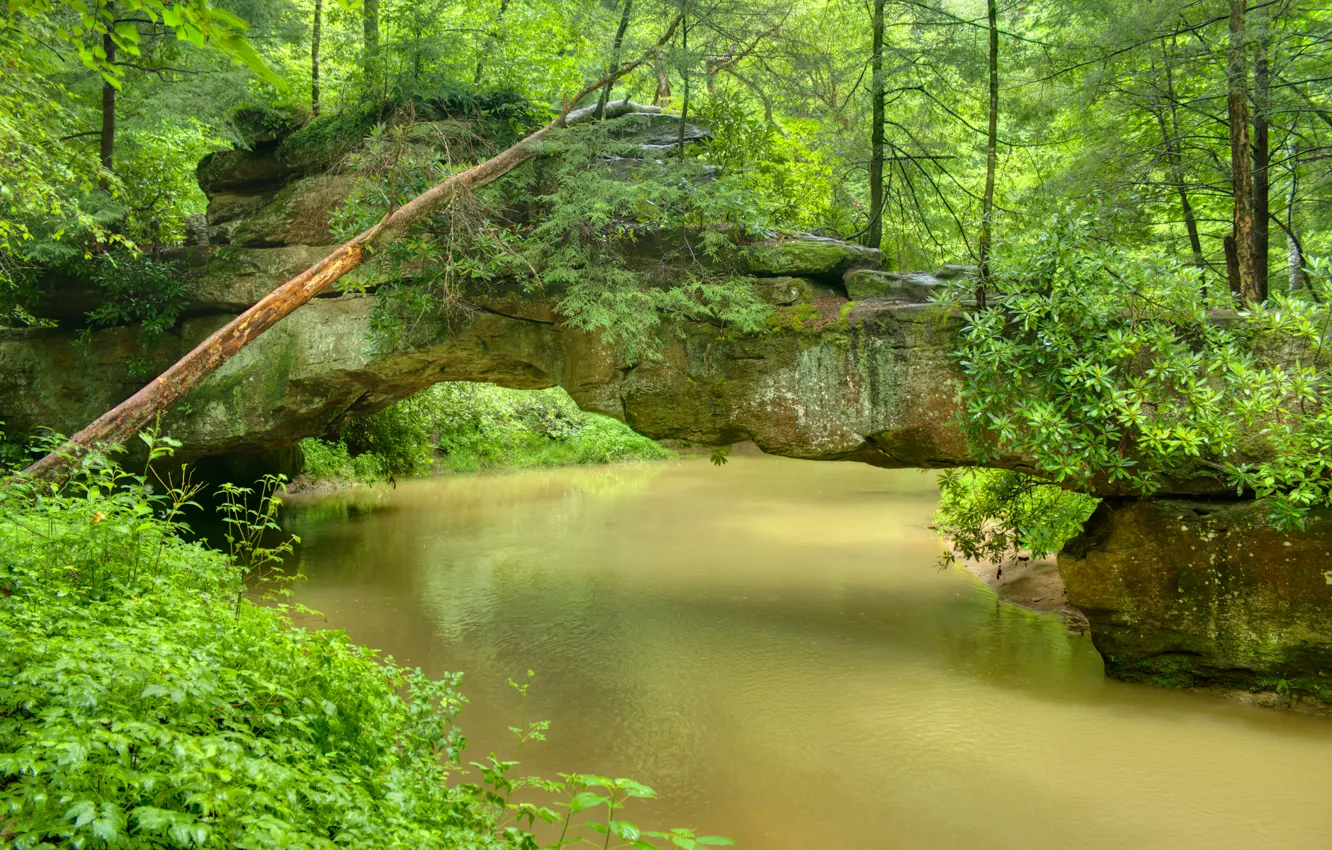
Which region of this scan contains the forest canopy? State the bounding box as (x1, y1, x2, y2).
(3, 0, 1329, 309)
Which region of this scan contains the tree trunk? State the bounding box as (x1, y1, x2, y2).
(363, 0, 381, 93)
(474, 0, 513, 86)
(1252, 21, 1270, 300)
(1287, 140, 1305, 292)
(311, 0, 322, 117)
(1227, 0, 1259, 304)
(677, 11, 690, 159)
(18, 23, 684, 485)
(99, 29, 116, 191)
(595, 0, 635, 118)
(1159, 36, 1205, 275)
(865, 0, 885, 250)
(978, 0, 998, 303)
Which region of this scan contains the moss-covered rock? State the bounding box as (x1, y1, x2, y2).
(740, 237, 883, 279)
(1061, 498, 1332, 705)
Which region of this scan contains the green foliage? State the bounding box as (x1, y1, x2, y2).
(518, 121, 772, 361)
(84, 252, 188, 347)
(0, 435, 723, 849)
(300, 383, 669, 485)
(427, 383, 669, 473)
(934, 468, 1099, 565)
(6, 0, 278, 85)
(938, 211, 1332, 528)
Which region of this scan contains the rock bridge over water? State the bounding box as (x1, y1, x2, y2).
(3, 138, 1330, 708)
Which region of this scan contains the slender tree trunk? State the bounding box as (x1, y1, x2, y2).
(99, 29, 116, 191)
(363, 0, 381, 93)
(311, 0, 322, 117)
(17, 21, 685, 485)
(678, 11, 690, 159)
(1159, 36, 1205, 274)
(978, 0, 998, 304)
(474, 0, 513, 86)
(1287, 140, 1306, 292)
(1252, 21, 1270, 300)
(595, 0, 635, 118)
(865, 0, 885, 250)
(1227, 0, 1259, 304)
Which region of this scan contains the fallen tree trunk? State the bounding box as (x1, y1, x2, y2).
(18, 24, 680, 485)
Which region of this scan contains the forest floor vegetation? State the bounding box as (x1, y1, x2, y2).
(295, 383, 670, 490)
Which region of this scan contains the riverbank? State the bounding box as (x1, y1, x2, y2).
(961, 553, 1090, 632)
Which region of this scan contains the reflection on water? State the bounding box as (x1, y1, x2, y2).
(285, 456, 1332, 850)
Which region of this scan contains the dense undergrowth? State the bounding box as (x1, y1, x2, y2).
(0, 436, 727, 848)
(299, 383, 669, 486)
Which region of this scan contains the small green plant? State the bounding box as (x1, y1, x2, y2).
(216, 473, 300, 612)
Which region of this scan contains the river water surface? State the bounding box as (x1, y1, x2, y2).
(284, 455, 1332, 849)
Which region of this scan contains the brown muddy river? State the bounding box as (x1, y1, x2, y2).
(284, 455, 1332, 849)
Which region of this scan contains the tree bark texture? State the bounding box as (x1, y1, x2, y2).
(865, 0, 885, 250)
(19, 21, 684, 485)
(1227, 0, 1260, 304)
(1287, 140, 1305, 291)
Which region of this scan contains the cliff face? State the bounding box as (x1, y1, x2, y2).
(1061, 498, 1332, 709)
(2, 125, 982, 473)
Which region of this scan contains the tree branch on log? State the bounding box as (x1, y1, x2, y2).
(15, 16, 684, 486)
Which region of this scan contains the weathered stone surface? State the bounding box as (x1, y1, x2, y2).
(0, 293, 971, 469)
(216, 175, 351, 247)
(844, 269, 943, 302)
(1061, 498, 1332, 704)
(186, 246, 341, 312)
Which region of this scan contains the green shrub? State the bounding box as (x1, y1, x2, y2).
(0, 440, 726, 849)
(299, 383, 669, 485)
(934, 468, 1099, 565)
(937, 210, 1332, 529)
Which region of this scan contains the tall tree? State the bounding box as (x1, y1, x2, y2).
(1252, 14, 1270, 298)
(1157, 34, 1206, 273)
(363, 0, 381, 92)
(312, 0, 323, 117)
(1286, 140, 1305, 291)
(595, 0, 635, 118)
(99, 27, 116, 191)
(864, 0, 885, 250)
(1227, 0, 1259, 303)
(978, 0, 999, 295)
(474, 0, 513, 86)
